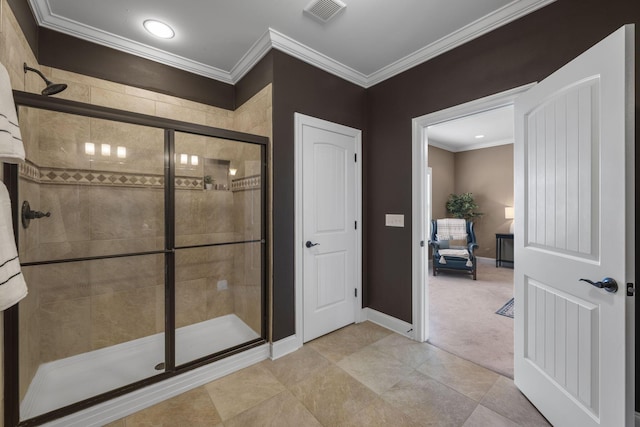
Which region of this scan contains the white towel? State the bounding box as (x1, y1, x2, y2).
(0, 62, 24, 163)
(0, 181, 27, 310)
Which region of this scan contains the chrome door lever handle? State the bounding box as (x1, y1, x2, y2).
(305, 241, 320, 248)
(579, 277, 618, 293)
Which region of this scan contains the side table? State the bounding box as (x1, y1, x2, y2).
(495, 233, 514, 267)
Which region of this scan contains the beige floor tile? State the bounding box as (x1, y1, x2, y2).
(307, 321, 393, 362)
(370, 332, 438, 368)
(204, 363, 286, 420)
(263, 345, 331, 387)
(381, 370, 477, 426)
(103, 420, 125, 427)
(338, 397, 422, 427)
(480, 376, 551, 426)
(337, 346, 414, 394)
(224, 390, 322, 427)
(416, 347, 499, 401)
(290, 364, 378, 426)
(123, 387, 221, 426)
(462, 404, 519, 427)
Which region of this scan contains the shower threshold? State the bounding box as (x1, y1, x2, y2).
(20, 314, 260, 420)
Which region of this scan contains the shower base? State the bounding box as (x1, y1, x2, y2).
(21, 314, 260, 420)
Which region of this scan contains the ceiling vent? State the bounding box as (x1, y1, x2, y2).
(304, 0, 346, 23)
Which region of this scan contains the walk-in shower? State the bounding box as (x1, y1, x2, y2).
(3, 91, 267, 425)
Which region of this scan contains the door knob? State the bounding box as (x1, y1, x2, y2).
(305, 241, 320, 248)
(579, 277, 618, 293)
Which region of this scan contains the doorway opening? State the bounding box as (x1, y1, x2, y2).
(410, 84, 535, 374)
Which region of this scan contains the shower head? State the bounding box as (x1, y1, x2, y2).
(41, 82, 68, 96)
(23, 63, 68, 96)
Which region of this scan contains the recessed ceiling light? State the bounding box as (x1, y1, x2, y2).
(475, 134, 485, 139)
(143, 20, 175, 39)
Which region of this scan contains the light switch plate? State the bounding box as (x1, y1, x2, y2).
(385, 214, 404, 227)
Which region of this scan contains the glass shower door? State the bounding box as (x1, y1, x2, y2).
(16, 107, 167, 420)
(173, 132, 264, 366)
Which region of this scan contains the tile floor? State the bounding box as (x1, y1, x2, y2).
(106, 322, 551, 426)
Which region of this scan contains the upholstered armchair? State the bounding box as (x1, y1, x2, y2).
(430, 219, 479, 280)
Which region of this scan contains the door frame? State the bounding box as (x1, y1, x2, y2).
(410, 83, 535, 342)
(293, 113, 363, 348)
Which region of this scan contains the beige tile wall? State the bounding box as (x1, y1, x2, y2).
(0, 0, 273, 421)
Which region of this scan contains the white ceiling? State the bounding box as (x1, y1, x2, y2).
(29, 0, 554, 88)
(427, 105, 514, 152)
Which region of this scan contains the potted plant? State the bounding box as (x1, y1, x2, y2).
(204, 175, 213, 190)
(446, 192, 483, 220)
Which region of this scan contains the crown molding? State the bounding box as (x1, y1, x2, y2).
(267, 28, 369, 87)
(229, 29, 273, 82)
(29, 0, 555, 88)
(365, 0, 557, 87)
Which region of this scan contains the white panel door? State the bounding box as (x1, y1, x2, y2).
(301, 117, 358, 342)
(514, 26, 634, 427)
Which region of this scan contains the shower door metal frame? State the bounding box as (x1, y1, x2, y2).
(4, 91, 269, 427)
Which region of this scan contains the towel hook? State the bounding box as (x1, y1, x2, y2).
(21, 200, 50, 229)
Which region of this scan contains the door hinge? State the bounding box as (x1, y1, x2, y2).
(354, 153, 357, 162)
(355, 288, 357, 297)
(420, 240, 425, 247)
(627, 283, 635, 296)
(355, 221, 357, 230)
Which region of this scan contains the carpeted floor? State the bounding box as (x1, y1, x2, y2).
(428, 258, 514, 378)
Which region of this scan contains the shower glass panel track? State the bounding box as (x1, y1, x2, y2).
(3, 91, 268, 427)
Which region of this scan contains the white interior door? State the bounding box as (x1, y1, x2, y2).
(514, 25, 634, 427)
(298, 114, 361, 342)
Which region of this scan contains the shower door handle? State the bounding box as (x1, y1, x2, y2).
(305, 241, 320, 248)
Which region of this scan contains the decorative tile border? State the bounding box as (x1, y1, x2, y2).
(175, 177, 203, 190)
(19, 162, 206, 190)
(39, 167, 166, 188)
(231, 175, 261, 192)
(19, 162, 40, 182)
(18, 162, 261, 192)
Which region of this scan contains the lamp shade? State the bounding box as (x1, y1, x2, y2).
(505, 207, 514, 219)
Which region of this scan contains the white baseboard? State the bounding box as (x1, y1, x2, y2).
(361, 308, 414, 339)
(43, 344, 270, 427)
(270, 334, 302, 360)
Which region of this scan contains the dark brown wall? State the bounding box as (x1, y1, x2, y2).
(38, 29, 235, 110)
(366, 0, 639, 323)
(235, 52, 274, 107)
(270, 51, 367, 340)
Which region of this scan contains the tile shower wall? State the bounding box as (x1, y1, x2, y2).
(174, 132, 263, 335)
(0, 0, 273, 418)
